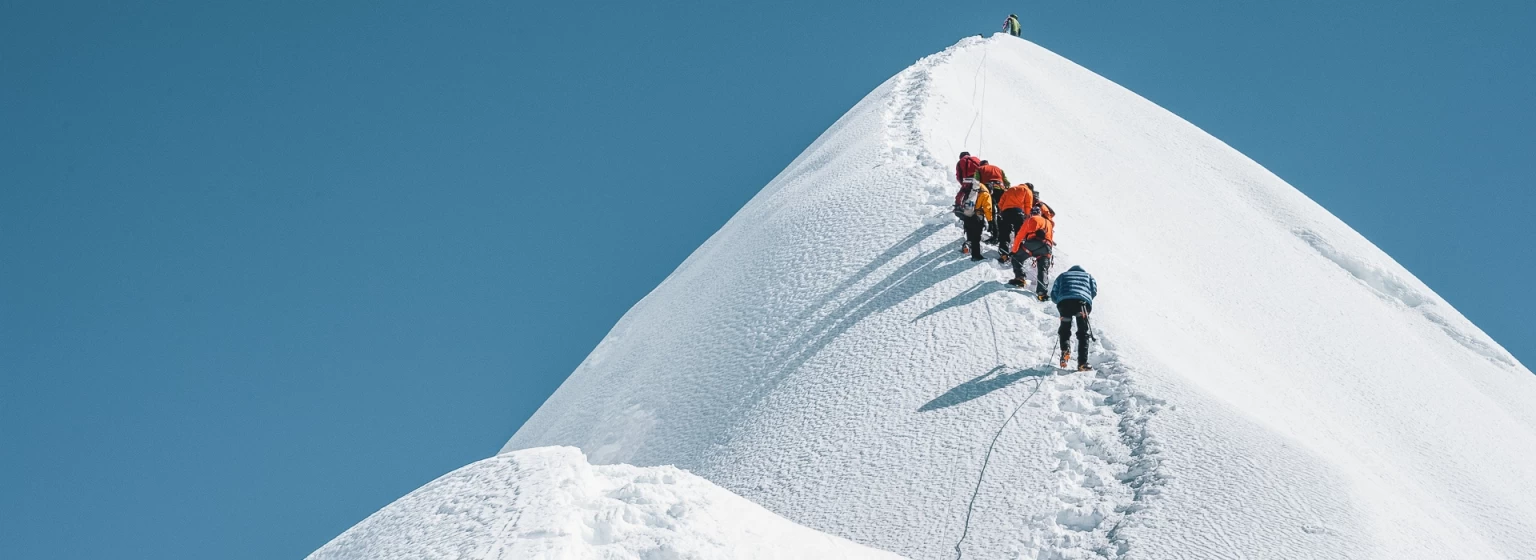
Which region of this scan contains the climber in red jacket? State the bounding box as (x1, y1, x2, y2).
(954, 152, 982, 207)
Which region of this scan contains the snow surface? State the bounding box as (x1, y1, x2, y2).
(318, 35, 1536, 559)
(308, 446, 901, 559)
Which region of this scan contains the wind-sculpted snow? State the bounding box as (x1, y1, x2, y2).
(321, 35, 1536, 559)
(308, 447, 902, 559)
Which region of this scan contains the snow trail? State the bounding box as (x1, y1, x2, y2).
(320, 34, 1536, 560)
(507, 34, 1536, 557)
(898, 40, 1171, 560)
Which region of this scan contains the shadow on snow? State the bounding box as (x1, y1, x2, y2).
(913, 280, 1008, 322)
(730, 220, 982, 416)
(919, 365, 1052, 412)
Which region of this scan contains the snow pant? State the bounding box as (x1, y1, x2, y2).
(963, 213, 987, 257)
(1057, 300, 1092, 367)
(1015, 250, 1051, 295)
(997, 208, 1026, 256)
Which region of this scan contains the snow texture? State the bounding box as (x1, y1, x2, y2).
(321, 35, 1536, 559)
(308, 446, 901, 559)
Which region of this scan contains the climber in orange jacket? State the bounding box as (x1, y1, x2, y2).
(1033, 188, 1055, 223)
(993, 182, 1035, 262)
(974, 160, 1008, 187)
(1009, 205, 1055, 299)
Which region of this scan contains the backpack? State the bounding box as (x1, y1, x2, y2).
(959, 185, 981, 217)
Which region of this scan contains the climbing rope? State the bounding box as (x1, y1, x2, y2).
(983, 297, 1002, 365)
(953, 374, 1045, 560)
(978, 43, 988, 153)
(953, 294, 1054, 560)
(961, 39, 990, 151)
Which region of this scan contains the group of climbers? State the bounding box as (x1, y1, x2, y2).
(952, 151, 1094, 371)
(952, 153, 1053, 295)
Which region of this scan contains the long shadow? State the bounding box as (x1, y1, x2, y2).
(769, 243, 975, 376)
(912, 280, 1007, 322)
(918, 365, 1052, 412)
(729, 232, 982, 417)
(765, 221, 950, 349)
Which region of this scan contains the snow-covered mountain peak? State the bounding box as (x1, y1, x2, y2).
(319, 35, 1536, 559)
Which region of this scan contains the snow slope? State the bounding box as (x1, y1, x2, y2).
(308, 446, 901, 559)
(501, 36, 1536, 559)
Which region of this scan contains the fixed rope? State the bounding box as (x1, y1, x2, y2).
(961, 39, 990, 150)
(953, 375, 1045, 560)
(977, 41, 988, 153)
(952, 294, 1053, 560)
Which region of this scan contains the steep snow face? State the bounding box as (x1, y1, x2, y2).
(308, 446, 902, 559)
(503, 36, 1536, 559)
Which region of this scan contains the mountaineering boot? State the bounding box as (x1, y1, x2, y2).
(1007, 276, 1027, 287)
(1036, 291, 1049, 302)
(1077, 364, 1092, 372)
(998, 252, 1010, 264)
(960, 242, 970, 255)
(1059, 351, 1070, 369)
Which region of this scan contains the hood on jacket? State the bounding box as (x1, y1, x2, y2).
(1067, 265, 1085, 273)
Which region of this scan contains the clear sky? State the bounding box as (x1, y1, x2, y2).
(2, 1, 1531, 558)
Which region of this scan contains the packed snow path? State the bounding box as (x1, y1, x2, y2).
(506, 35, 1536, 559)
(317, 35, 1536, 559)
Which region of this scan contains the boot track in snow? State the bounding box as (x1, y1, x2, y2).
(889, 38, 1170, 560)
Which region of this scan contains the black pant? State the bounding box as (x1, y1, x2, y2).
(997, 208, 1026, 255)
(1016, 252, 1051, 294)
(963, 214, 986, 257)
(1056, 300, 1091, 366)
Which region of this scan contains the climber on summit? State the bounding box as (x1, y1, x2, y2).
(1050, 266, 1097, 371)
(1009, 205, 1054, 299)
(1003, 14, 1021, 37)
(994, 182, 1035, 263)
(954, 151, 982, 208)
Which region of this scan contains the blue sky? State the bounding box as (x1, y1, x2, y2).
(2, 1, 1531, 558)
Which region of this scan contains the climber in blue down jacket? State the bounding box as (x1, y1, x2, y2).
(1049, 265, 1097, 371)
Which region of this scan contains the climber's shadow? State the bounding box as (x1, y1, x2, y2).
(912, 280, 1007, 322)
(918, 365, 1051, 412)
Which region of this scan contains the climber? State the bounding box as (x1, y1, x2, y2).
(1003, 14, 1021, 37)
(960, 183, 994, 261)
(1033, 189, 1055, 224)
(973, 160, 1010, 241)
(1008, 205, 1054, 300)
(953, 151, 982, 207)
(974, 160, 1008, 189)
(993, 182, 1035, 263)
(1050, 266, 1097, 371)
